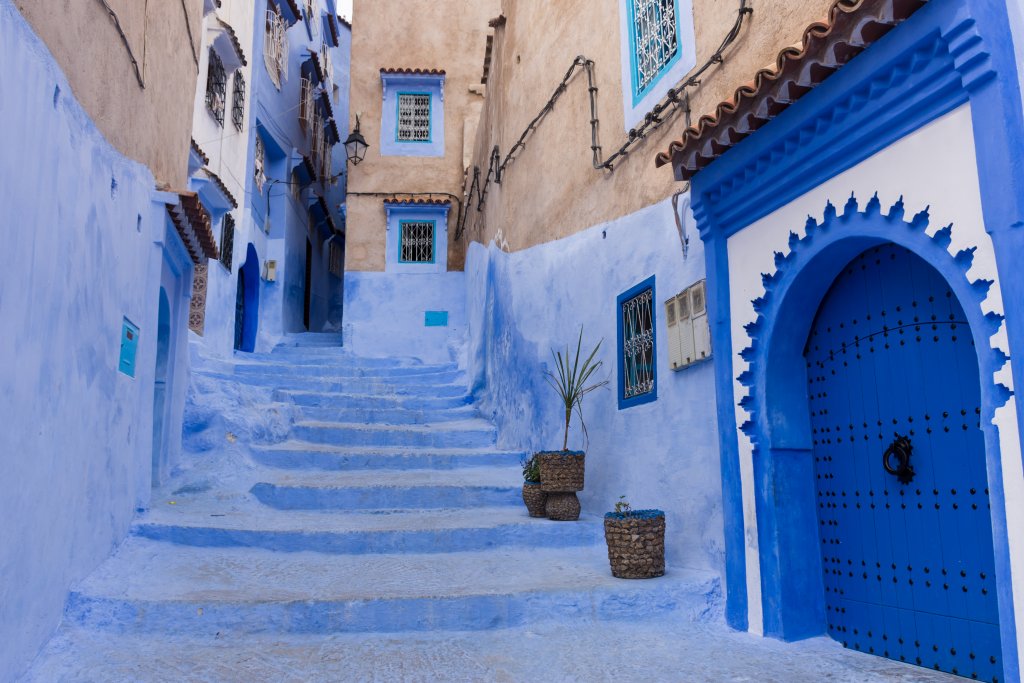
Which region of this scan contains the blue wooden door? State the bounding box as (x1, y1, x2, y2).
(807, 243, 1001, 681)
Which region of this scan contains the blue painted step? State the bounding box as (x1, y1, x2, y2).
(250, 443, 523, 471)
(251, 481, 519, 511)
(231, 364, 464, 383)
(291, 403, 479, 424)
(63, 539, 721, 635)
(274, 390, 472, 410)
(288, 420, 496, 449)
(202, 372, 470, 396)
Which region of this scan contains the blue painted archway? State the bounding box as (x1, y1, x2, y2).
(234, 243, 260, 353)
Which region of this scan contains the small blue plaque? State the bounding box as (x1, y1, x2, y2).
(119, 318, 140, 377)
(424, 311, 448, 327)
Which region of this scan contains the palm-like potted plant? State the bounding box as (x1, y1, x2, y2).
(536, 329, 607, 521)
(604, 496, 666, 579)
(520, 454, 545, 517)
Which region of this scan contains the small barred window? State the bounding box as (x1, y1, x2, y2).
(206, 49, 227, 126)
(629, 0, 678, 96)
(396, 94, 431, 142)
(399, 221, 434, 263)
(254, 135, 266, 193)
(620, 285, 655, 400)
(219, 214, 235, 270)
(231, 71, 246, 132)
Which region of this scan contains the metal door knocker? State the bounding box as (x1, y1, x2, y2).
(883, 434, 915, 484)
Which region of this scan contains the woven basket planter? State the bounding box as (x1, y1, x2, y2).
(604, 510, 666, 579)
(522, 483, 547, 517)
(537, 451, 585, 493)
(545, 492, 581, 521)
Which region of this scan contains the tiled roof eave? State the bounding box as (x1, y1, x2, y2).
(655, 0, 927, 179)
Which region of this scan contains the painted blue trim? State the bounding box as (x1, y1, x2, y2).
(383, 201, 450, 273)
(688, 3, 1024, 669)
(379, 73, 445, 158)
(394, 92, 432, 144)
(626, 0, 684, 106)
(616, 275, 658, 410)
(397, 219, 437, 264)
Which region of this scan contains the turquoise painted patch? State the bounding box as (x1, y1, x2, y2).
(118, 318, 139, 378)
(424, 311, 448, 327)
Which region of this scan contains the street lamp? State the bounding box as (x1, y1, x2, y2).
(344, 115, 368, 165)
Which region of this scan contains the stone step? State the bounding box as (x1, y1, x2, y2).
(291, 403, 480, 425)
(251, 441, 523, 471)
(198, 371, 469, 396)
(231, 363, 464, 383)
(133, 502, 602, 555)
(273, 389, 473, 411)
(273, 333, 347, 347)
(249, 466, 521, 510)
(288, 419, 496, 449)
(63, 538, 720, 635)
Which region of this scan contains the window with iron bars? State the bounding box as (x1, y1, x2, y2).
(206, 48, 227, 126)
(304, 0, 319, 41)
(399, 220, 435, 263)
(254, 135, 266, 194)
(299, 77, 313, 131)
(219, 213, 235, 270)
(231, 71, 246, 132)
(629, 0, 678, 97)
(264, 5, 288, 89)
(618, 281, 656, 406)
(396, 93, 431, 142)
(329, 240, 343, 277)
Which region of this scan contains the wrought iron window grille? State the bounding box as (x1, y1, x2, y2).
(396, 93, 431, 142)
(219, 213, 235, 270)
(630, 0, 679, 97)
(254, 135, 266, 193)
(399, 220, 435, 263)
(205, 48, 227, 126)
(231, 71, 246, 132)
(329, 240, 343, 277)
(264, 6, 288, 89)
(621, 286, 655, 401)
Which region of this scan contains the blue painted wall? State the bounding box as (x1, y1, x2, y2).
(463, 199, 725, 574)
(0, 2, 192, 677)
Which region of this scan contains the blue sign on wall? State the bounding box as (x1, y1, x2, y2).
(118, 318, 139, 377)
(424, 311, 448, 327)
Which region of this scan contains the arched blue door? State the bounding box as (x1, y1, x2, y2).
(808, 243, 1000, 680)
(234, 244, 260, 352)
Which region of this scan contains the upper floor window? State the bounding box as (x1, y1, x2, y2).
(617, 0, 695, 130)
(206, 49, 227, 126)
(617, 276, 657, 409)
(629, 0, 678, 97)
(231, 71, 246, 132)
(264, 4, 289, 89)
(254, 134, 266, 193)
(379, 70, 445, 157)
(399, 220, 435, 263)
(384, 200, 450, 273)
(304, 0, 320, 41)
(396, 94, 432, 142)
(219, 213, 235, 270)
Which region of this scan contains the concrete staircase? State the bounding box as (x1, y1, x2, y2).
(23, 334, 720, 679)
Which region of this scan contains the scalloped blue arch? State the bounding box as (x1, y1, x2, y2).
(736, 193, 1013, 646)
(687, 0, 1024, 676)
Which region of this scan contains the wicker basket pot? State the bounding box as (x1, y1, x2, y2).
(604, 510, 666, 579)
(537, 451, 585, 492)
(522, 482, 547, 517)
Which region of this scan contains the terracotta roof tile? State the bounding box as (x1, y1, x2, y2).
(191, 138, 210, 166)
(216, 19, 247, 67)
(380, 68, 446, 76)
(383, 196, 452, 206)
(655, 0, 926, 178)
(202, 167, 238, 209)
(167, 191, 218, 264)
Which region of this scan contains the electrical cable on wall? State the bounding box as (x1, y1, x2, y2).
(95, 0, 145, 88)
(456, 0, 753, 241)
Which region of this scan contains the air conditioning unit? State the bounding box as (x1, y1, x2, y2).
(664, 279, 711, 371)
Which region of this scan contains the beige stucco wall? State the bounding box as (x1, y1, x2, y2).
(458, 0, 836, 264)
(15, 0, 204, 187)
(346, 0, 500, 271)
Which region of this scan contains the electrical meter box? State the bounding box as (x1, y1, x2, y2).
(664, 280, 711, 371)
(118, 318, 139, 378)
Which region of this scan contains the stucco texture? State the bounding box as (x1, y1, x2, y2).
(458, 0, 835, 261)
(14, 0, 204, 187)
(345, 0, 499, 272)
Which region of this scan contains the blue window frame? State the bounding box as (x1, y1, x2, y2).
(626, 0, 682, 104)
(617, 276, 657, 409)
(395, 92, 432, 143)
(398, 219, 436, 263)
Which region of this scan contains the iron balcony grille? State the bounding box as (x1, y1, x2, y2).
(254, 135, 266, 193)
(231, 71, 246, 132)
(631, 0, 678, 96)
(397, 94, 431, 141)
(219, 213, 235, 270)
(400, 221, 434, 263)
(206, 48, 227, 126)
(264, 7, 288, 89)
(621, 287, 655, 398)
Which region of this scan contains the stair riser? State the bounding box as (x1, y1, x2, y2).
(275, 392, 472, 410)
(288, 425, 496, 448)
(233, 366, 464, 383)
(228, 375, 468, 396)
(293, 406, 479, 424)
(132, 522, 603, 554)
(64, 579, 720, 635)
(250, 449, 521, 471)
(250, 483, 520, 510)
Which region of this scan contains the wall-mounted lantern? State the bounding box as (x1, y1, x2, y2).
(344, 115, 369, 166)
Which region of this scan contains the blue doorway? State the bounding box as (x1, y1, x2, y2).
(152, 288, 171, 487)
(234, 244, 260, 353)
(808, 243, 1000, 680)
